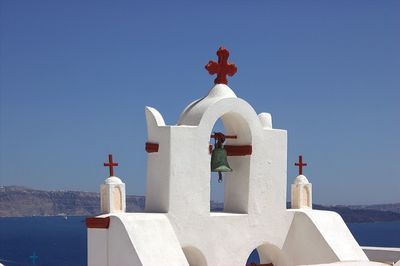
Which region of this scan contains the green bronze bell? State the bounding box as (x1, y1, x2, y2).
(211, 132, 232, 183)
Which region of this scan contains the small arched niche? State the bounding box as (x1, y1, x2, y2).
(301, 186, 309, 207)
(112, 187, 122, 211)
(182, 246, 207, 266)
(209, 112, 252, 214)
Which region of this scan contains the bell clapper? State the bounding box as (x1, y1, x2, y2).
(215, 135, 224, 183)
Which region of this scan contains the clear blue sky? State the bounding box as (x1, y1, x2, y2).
(1, 1, 399, 205)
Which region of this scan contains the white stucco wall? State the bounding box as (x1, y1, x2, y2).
(283, 209, 368, 265)
(88, 228, 108, 266)
(299, 262, 388, 266)
(88, 214, 189, 266)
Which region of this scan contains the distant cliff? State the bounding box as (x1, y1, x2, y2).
(311, 203, 400, 223)
(1, 186, 399, 223)
(0, 186, 144, 217)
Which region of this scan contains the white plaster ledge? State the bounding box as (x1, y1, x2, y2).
(298, 262, 390, 266)
(210, 212, 248, 217)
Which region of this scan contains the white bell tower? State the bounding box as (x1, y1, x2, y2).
(291, 155, 312, 209)
(100, 154, 126, 214)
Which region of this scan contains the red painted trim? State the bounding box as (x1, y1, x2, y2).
(145, 142, 159, 153)
(210, 134, 237, 139)
(224, 145, 252, 156)
(86, 217, 110, 229)
(209, 145, 252, 156)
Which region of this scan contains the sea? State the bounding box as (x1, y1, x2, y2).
(0, 216, 399, 266)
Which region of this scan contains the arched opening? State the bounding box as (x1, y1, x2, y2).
(255, 243, 288, 266)
(210, 119, 225, 212)
(244, 243, 288, 266)
(182, 246, 207, 266)
(209, 112, 252, 214)
(246, 249, 261, 265)
(112, 187, 122, 211)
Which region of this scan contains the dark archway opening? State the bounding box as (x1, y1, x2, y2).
(210, 119, 225, 212)
(246, 248, 275, 265)
(246, 249, 260, 265)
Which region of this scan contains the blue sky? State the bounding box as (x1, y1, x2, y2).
(0, 1, 399, 205)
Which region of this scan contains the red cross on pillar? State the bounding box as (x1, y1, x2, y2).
(104, 154, 118, 177)
(295, 155, 307, 175)
(205, 47, 237, 85)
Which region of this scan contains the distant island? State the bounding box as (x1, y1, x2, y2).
(1, 186, 399, 223)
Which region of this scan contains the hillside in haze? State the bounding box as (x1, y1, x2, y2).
(0, 186, 144, 217)
(1, 186, 399, 223)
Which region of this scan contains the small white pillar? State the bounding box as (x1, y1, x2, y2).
(100, 176, 126, 214)
(291, 174, 312, 209)
(258, 112, 272, 129)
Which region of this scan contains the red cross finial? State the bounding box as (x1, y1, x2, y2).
(295, 155, 307, 175)
(104, 154, 118, 177)
(205, 47, 237, 85)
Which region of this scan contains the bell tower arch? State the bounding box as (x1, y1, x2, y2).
(145, 82, 287, 218)
(208, 111, 253, 213)
(176, 83, 268, 216)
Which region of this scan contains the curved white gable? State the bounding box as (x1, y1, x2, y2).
(178, 84, 238, 126)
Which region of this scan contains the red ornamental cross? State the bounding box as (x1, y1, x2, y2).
(205, 47, 237, 85)
(104, 154, 118, 177)
(295, 155, 307, 175)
